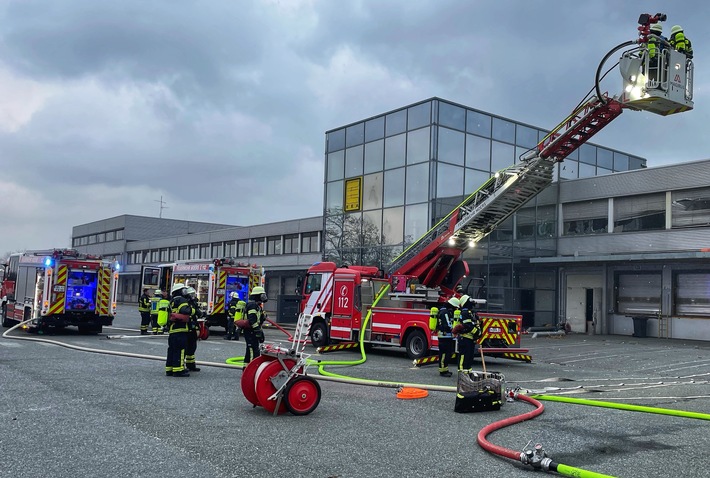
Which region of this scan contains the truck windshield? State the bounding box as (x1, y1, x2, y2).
(305, 274, 322, 294)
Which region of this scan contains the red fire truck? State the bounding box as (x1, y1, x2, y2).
(1, 249, 119, 333)
(300, 12, 693, 361)
(141, 258, 262, 331)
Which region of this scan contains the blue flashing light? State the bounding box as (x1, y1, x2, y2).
(44, 257, 53, 267)
(209, 264, 215, 272)
(114, 262, 121, 271)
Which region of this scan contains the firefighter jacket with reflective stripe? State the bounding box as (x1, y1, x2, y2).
(138, 294, 151, 312)
(459, 309, 482, 340)
(670, 31, 693, 58)
(228, 299, 246, 321)
(246, 301, 265, 331)
(648, 34, 667, 59)
(437, 306, 455, 338)
(157, 298, 171, 327)
(168, 297, 192, 333)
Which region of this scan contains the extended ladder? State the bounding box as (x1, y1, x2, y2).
(387, 96, 625, 280)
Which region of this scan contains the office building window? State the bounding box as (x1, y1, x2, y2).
(327, 150, 345, 181)
(284, 234, 299, 254)
(252, 238, 265, 256)
(407, 101, 431, 130)
(189, 245, 198, 260)
(672, 187, 710, 229)
(160, 248, 169, 262)
(237, 240, 249, 257)
(178, 247, 187, 260)
(467, 110, 491, 137)
(614, 193, 665, 233)
(301, 233, 319, 253)
(365, 116, 384, 142)
(116, 230, 124, 240)
(364, 139, 384, 174)
(211, 243, 223, 258)
(563, 199, 608, 235)
(169, 248, 177, 261)
(267, 236, 282, 255)
(225, 241, 236, 257)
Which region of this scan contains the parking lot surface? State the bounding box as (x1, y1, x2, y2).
(2, 304, 709, 477)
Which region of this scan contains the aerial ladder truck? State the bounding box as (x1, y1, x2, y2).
(297, 12, 694, 362)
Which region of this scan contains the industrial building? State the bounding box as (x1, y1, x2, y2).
(72, 98, 710, 340)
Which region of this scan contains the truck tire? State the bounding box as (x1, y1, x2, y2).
(309, 322, 329, 348)
(405, 329, 428, 360)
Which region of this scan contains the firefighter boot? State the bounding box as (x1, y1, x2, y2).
(187, 364, 201, 372)
(173, 370, 190, 377)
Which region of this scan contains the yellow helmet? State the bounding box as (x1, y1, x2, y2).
(459, 295, 470, 308)
(251, 286, 266, 295)
(447, 297, 460, 308)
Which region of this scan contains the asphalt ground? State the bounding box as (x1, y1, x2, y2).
(1, 304, 709, 478)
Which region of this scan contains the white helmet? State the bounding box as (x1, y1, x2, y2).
(171, 283, 186, 295)
(229, 291, 239, 299)
(447, 297, 460, 308)
(650, 23, 663, 34)
(459, 295, 470, 308)
(184, 286, 197, 299)
(670, 25, 683, 35)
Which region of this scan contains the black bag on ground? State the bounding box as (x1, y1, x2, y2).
(454, 388, 502, 413)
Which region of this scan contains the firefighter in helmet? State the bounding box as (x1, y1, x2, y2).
(138, 288, 152, 335)
(647, 22, 667, 84)
(156, 289, 171, 334)
(243, 286, 268, 363)
(437, 296, 460, 378)
(183, 286, 202, 372)
(166, 283, 191, 377)
(225, 290, 246, 340)
(453, 295, 483, 372)
(669, 25, 693, 59)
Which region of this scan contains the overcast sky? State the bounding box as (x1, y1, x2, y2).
(0, 1, 706, 256)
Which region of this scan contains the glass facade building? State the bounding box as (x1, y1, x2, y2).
(323, 97, 646, 327)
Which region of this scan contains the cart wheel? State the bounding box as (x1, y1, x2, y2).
(284, 376, 321, 416)
(240, 355, 273, 406)
(254, 358, 297, 415)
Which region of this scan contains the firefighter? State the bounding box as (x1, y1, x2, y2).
(647, 23, 667, 84)
(138, 288, 151, 335)
(225, 291, 246, 340)
(669, 25, 693, 59)
(166, 284, 191, 377)
(454, 295, 483, 372)
(243, 285, 268, 363)
(156, 289, 171, 333)
(437, 296, 460, 377)
(183, 286, 202, 372)
(149, 289, 162, 334)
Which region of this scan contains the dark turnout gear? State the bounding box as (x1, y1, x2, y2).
(243, 291, 267, 363)
(225, 296, 246, 340)
(185, 289, 202, 372)
(166, 295, 191, 377)
(456, 295, 483, 371)
(437, 297, 459, 377)
(670, 25, 693, 59)
(138, 290, 151, 335)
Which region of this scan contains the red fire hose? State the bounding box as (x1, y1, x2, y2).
(477, 393, 544, 460)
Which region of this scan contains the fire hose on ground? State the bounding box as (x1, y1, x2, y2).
(6, 315, 710, 477)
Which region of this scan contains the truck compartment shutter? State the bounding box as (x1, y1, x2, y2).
(96, 267, 111, 316)
(48, 265, 68, 315)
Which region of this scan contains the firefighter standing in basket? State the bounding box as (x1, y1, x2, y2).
(166, 284, 191, 377)
(183, 286, 202, 373)
(138, 288, 152, 335)
(225, 291, 246, 340)
(437, 296, 460, 378)
(242, 286, 267, 363)
(453, 295, 483, 372)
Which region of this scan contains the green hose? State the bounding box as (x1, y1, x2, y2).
(554, 463, 615, 478)
(532, 394, 710, 421)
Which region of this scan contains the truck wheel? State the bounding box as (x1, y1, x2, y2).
(405, 329, 428, 360)
(310, 322, 329, 348)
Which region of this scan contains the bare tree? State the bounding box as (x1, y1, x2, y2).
(324, 208, 400, 269)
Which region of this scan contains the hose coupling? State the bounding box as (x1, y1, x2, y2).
(520, 443, 548, 469)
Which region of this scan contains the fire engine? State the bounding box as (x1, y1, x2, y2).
(1, 249, 120, 333)
(141, 258, 262, 330)
(299, 13, 694, 361)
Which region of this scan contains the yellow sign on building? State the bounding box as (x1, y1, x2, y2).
(344, 177, 362, 212)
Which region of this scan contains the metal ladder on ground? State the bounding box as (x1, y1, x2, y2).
(657, 311, 670, 338)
